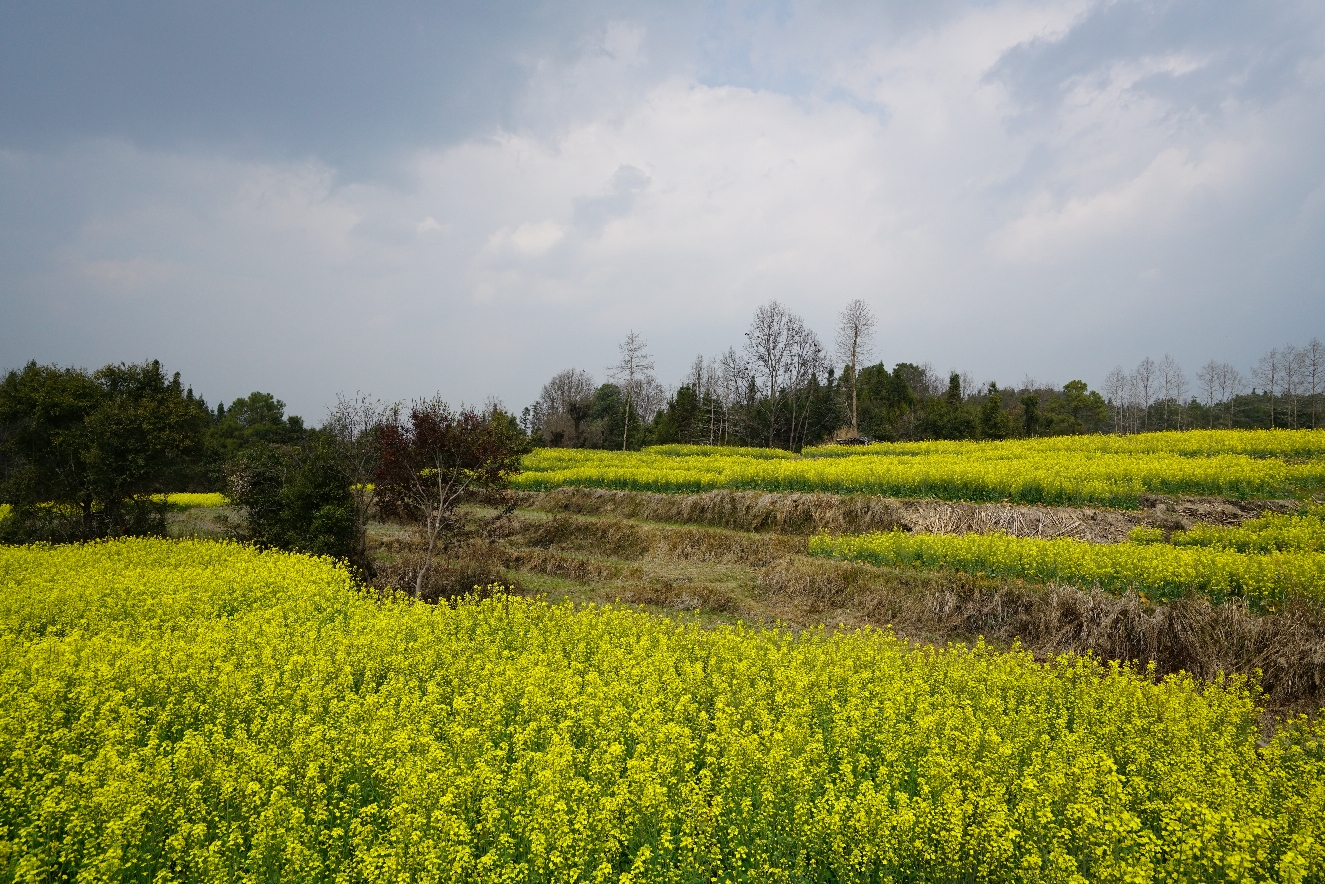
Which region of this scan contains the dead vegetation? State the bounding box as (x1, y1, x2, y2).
(756, 557, 1325, 712)
(511, 487, 1299, 542)
(371, 490, 1325, 714)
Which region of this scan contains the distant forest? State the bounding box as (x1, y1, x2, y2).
(526, 300, 1324, 451)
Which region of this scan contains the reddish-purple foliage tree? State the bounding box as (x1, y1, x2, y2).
(373, 398, 523, 597)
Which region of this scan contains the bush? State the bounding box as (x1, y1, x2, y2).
(226, 434, 358, 564)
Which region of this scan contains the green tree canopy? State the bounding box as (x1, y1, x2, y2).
(0, 360, 210, 540)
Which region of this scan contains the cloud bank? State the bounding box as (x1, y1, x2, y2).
(1, 0, 1322, 419)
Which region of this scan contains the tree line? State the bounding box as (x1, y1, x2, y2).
(2, 315, 1319, 563)
(0, 363, 527, 588)
(527, 300, 1323, 451)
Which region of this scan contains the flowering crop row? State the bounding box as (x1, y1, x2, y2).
(802, 428, 1325, 461)
(643, 444, 799, 459)
(517, 439, 1325, 506)
(1165, 508, 1325, 554)
(811, 530, 1325, 609)
(3, 539, 1324, 882)
(153, 491, 230, 508)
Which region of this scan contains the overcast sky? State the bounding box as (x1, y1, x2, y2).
(2, 0, 1322, 421)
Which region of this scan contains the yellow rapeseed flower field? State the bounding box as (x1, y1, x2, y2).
(2, 538, 1324, 882)
(801, 428, 1325, 460)
(1169, 507, 1325, 554)
(516, 429, 1325, 506)
(153, 491, 230, 508)
(811, 530, 1325, 609)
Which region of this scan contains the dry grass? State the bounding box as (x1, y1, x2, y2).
(514, 488, 906, 535)
(757, 557, 1325, 713)
(505, 513, 804, 566)
(371, 535, 513, 603)
(375, 497, 1325, 714)
(513, 487, 1298, 542)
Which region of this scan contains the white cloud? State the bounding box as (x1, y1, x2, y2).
(2, 0, 1323, 418)
(988, 143, 1248, 263)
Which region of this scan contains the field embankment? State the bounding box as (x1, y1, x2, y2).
(364, 496, 1325, 712)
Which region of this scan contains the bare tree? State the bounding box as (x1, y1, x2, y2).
(533, 368, 596, 447)
(1196, 361, 1219, 428)
(634, 375, 667, 425)
(607, 332, 656, 450)
(1306, 338, 1324, 428)
(834, 299, 876, 435)
(1252, 348, 1281, 429)
(1216, 363, 1245, 428)
(1158, 354, 1185, 430)
(1281, 344, 1303, 429)
(1103, 366, 1127, 434)
(1132, 357, 1156, 431)
(1171, 369, 1189, 430)
(324, 392, 389, 574)
(716, 347, 749, 444)
(744, 301, 798, 447)
(785, 318, 828, 450)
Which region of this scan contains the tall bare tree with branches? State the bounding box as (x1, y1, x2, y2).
(1159, 354, 1185, 430)
(607, 331, 656, 450)
(1104, 366, 1128, 433)
(785, 318, 828, 450)
(1253, 348, 1281, 429)
(1196, 361, 1219, 428)
(744, 301, 798, 448)
(1132, 357, 1156, 431)
(1217, 363, 1245, 428)
(1306, 338, 1324, 428)
(1281, 344, 1303, 429)
(835, 299, 876, 436)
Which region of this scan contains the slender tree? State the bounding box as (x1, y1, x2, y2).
(1158, 354, 1185, 430)
(1253, 348, 1280, 429)
(1197, 361, 1219, 428)
(607, 332, 656, 451)
(835, 299, 876, 436)
(1218, 363, 1245, 428)
(1281, 344, 1303, 429)
(1132, 357, 1156, 431)
(1103, 366, 1128, 434)
(744, 301, 798, 448)
(1305, 338, 1324, 428)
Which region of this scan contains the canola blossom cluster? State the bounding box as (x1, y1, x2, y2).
(155, 492, 230, 508)
(1168, 508, 1325, 555)
(800, 429, 1325, 461)
(810, 530, 1325, 609)
(4, 539, 1325, 882)
(515, 430, 1325, 507)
